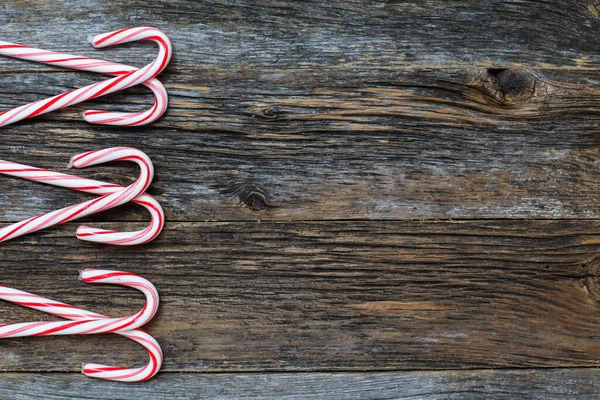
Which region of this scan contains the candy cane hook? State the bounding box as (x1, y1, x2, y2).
(0, 27, 172, 127)
(0, 156, 164, 245)
(0, 40, 168, 126)
(0, 269, 163, 382)
(0, 147, 155, 243)
(0, 269, 159, 336)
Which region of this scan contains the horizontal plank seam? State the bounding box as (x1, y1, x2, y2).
(3, 66, 600, 74)
(6, 217, 600, 224)
(3, 366, 600, 374)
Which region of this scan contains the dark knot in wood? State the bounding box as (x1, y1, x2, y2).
(231, 184, 273, 212)
(251, 107, 281, 120)
(262, 108, 278, 118)
(584, 256, 600, 302)
(246, 193, 266, 211)
(476, 68, 539, 105)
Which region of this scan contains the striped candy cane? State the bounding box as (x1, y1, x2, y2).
(84, 329, 162, 382)
(0, 27, 172, 127)
(0, 147, 154, 243)
(0, 43, 167, 126)
(0, 39, 168, 126)
(0, 269, 158, 336)
(0, 158, 164, 245)
(0, 269, 163, 382)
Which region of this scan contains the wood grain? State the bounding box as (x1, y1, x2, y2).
(1, 0, 600, 69)
(2, 369, 600, 400)
(2, 67, 600, 221)
(1, 221, 600, 372)
(2, 0, 600, 395)
(0, 3, 600, 221)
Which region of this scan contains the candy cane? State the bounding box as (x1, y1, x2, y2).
(0, 269, 158, 336)
(0, 147, 154, 243)
(0, 27, 172, 127)
(0, 269, 163, 382)
(0, 158, 164, 245)
(84, 329, 162, 382)
(0, 40, 168, 126)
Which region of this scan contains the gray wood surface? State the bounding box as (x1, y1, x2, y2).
(0, 0, 599, 69)
(2, 2, 600, 221)
(5, 68, 600, 221)
(2, 369, 600, 400)
(1, 220, 600, 371)
(1, 0, 600, 398)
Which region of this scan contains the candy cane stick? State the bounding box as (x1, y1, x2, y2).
(0, 27, 172, 127)
(0, 269, 163, 382)
(0, 147, 154, 243)
(0, 159, 164, 245)
(0, 40, 168, 126)
(0, 269, 159, 336)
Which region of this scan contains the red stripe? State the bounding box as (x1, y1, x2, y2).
(0, 168, 43, 173)
(83, 271, 132, 282)
(17, 302, 78, 308)
(46, 57, 90, 63)
(0, 44, 27, 49)
(86, 366, 123, 372)
(94, 28, 131, 46)
(31, 320, 86, 336)
(28, 91, 73, 118)
(70, 150, 95, 164)
(129, 97, 159, 126)
(77, 230, 118, 237)
(0, 215, 42, 241)
(1, 321, 48, 337)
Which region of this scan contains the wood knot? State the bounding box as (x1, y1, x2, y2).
(584, 256, 600, 301)
(262, 108, 278, 119)
(474, 68, 541, 105)
(250, 107, 283, 120)
(232, 184, 274, 212)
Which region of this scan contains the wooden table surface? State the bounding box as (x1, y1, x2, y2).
(2, 1, 600, 398)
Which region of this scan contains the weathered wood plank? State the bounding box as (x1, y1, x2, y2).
(2, 68, 600, 221)
(2, 2, 600, 221)
(2, 369, 600, 400)
(1, 220, 600, 371)
(2, 0, 600, 391)
(1, 1, 600, 69)
(0, 369, 600, 400)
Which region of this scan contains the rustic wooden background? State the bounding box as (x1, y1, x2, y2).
(1, 0, 600, 398)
